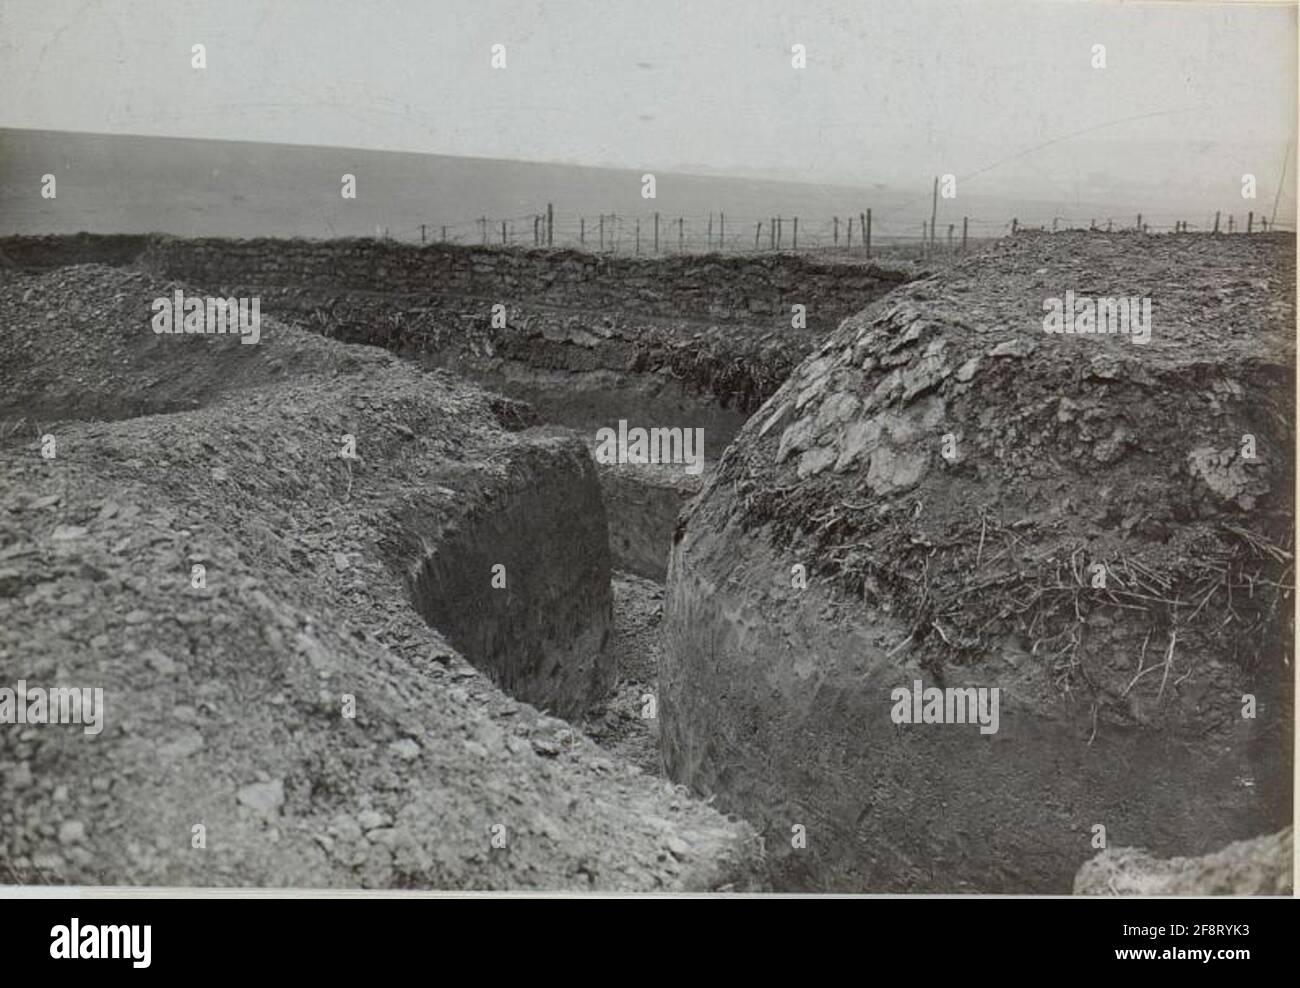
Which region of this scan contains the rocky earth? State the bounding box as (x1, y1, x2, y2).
(0, 263, 762, 890)
(662, 231, 1295, 892)
(1075, 826, 1293, 895)
(0, 234, 919, 467)
(2, 231, 1291, 896)
(578, 571, 665, 776)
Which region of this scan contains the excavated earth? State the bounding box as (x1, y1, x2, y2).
(0, 263, 762, 891)
(0, 235, 918, 589)
(1074, 825, 1292, 895)
(663, 231, 1295, 893)
(3, 232, 1292, 897)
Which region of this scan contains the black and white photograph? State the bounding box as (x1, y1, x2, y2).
(0, 0, 1295, 931)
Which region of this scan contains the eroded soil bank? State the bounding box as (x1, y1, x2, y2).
(663, 232, 1295, 892)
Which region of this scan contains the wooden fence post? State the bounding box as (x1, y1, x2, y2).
(929, 176, 938, 255)
(1247, 211, 1254, 233)
(865, 209, 871, 257)
(793, 217, 799, 249)
(654, 212, 660, 252)
(962, 216, 968, 252)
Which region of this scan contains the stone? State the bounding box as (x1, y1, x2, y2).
(955, 357, 980, 382)
(158, 730, 205, 760)
(834, 419, 883, 472)
(797, 445, 838, 479)
(58, 820, 86, 845)
(237, 779, 285, 817)
(814, 393, 860, 433)
(776, 416, 817, 464)
(144, 648, 178, 676)
(758, 401, 791, 437)
(357, 809, 390, 831)
(865, 445, 929, 494)
(899, 352, 951, 402)
(989, 339, 1035, 358)
(388, 738, 421, 761)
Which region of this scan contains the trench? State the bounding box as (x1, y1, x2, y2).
(403, 443, 617, 721)
(7, 234, 1290, 893)
(402, 419, 709, 779)
(3, 252, 796, 893)
(245, 270, 904, 793)
(382, 353, 743, 783)
(0, 235, 912, 864)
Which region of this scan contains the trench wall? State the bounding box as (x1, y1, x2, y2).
(405, 441, 616, 718)
(0, 233, 908, 331)
(1, 232, 913, 462)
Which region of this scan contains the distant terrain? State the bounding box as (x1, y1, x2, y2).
(0, 128, 1246, 248)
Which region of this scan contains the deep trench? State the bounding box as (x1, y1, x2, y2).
(406, 422, 704, 779)
(2, 236, 740, 785)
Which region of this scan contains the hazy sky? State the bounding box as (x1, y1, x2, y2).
(1, 0, 1295, 207)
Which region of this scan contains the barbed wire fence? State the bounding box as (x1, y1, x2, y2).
(368, 203, 1293, 258)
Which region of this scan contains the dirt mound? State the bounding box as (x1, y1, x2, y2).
(0, 264, 762, 891)
(1075, 827, 1292, 895)
(662, 232, 1294, 892)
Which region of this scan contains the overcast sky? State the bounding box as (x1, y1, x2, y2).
(1, 0, 1295, 206)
